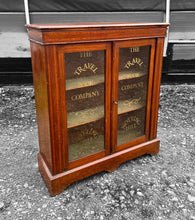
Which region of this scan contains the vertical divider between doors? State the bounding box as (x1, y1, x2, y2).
(111, 42, 119, 153)
(105, 43, 112, 155)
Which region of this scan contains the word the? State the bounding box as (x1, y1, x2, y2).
(80, 51, 92, 58)
(129, 47, 140, 53)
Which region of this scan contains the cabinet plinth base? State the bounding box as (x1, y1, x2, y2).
(38, 139, 160, 196)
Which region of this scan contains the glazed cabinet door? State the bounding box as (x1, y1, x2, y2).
(58, 43, 111, 169)
(112, 39, 156, 152)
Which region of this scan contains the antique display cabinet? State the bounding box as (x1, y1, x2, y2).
(26, 22, 168, 195)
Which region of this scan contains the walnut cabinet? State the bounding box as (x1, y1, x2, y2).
(26, 22, 168, 195)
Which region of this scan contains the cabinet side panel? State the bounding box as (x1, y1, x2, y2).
(30, 42, 53, 172)
(150, 38, 164, 139)
(46, 46, 65, 174)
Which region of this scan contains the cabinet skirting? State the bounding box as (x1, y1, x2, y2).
(38, 139, 159, 196)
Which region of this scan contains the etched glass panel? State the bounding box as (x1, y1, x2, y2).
(65, 50, 105, 161)
(117, 46, 150, 145)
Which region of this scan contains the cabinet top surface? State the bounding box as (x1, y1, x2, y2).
(26, 22, 169, 31)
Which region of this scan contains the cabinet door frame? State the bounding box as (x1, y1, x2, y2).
(112, 39, 156, 152)
(57, 42, 112, 169)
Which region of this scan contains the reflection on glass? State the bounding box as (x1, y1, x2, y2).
(117, 46, 150, 145)
(65, 50, 105, 161)
(117, 108, 145, 145)
(68, 119, 104, 161)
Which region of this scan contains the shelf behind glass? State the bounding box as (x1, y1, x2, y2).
(117, 130, 144, 146)
(118, 71, 146, 81)
(67, 105, 104, 128)
(66, 74, 104, 90)
(117, 107, 146, 146)
(69, 134, 104, 162)
(118, 99, 145, 115)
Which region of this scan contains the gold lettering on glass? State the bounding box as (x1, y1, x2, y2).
(130, 47, 140, 53)
(74, 63, 98, 76)
(124, 58, 144, 69)
(121, 81, 144, 91)
(121, 116, 141, 131)
(80, 51, 92, 58)
(123, 98, 142, 107)
(78, 81, 94, 87)
(71, 90, 100, 101)
(79, 128, 98, 143)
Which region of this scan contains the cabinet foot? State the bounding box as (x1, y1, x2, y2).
(148, 141, 160, 155)
(37, 154, 70, 196)
(106, 165, 119, 173)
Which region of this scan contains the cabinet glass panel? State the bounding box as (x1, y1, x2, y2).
(117, 45, 150, 145)
(65, 50, 105, 161)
